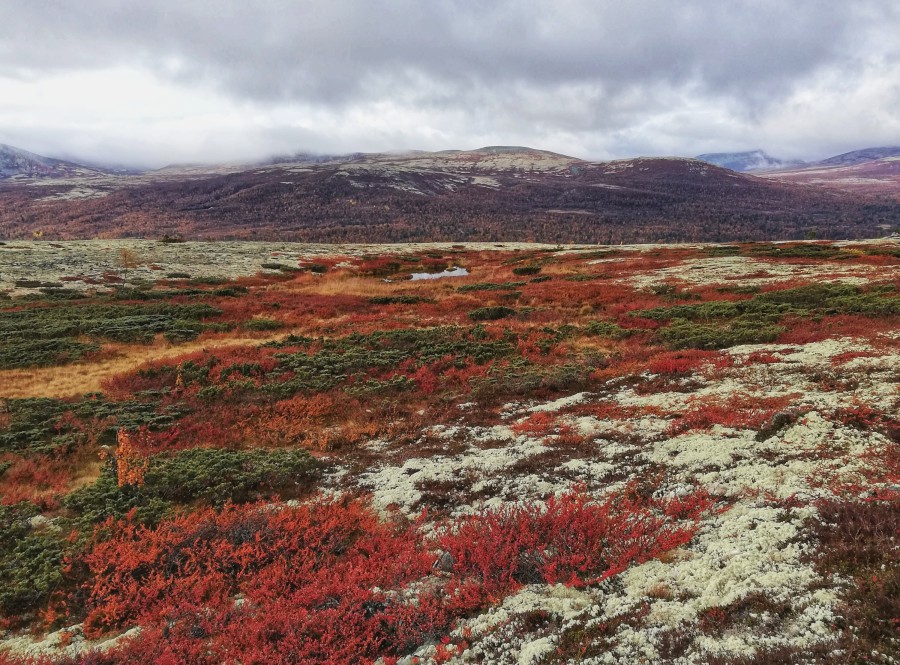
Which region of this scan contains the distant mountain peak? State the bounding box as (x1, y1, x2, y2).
(814, 146, 900, 167)
(696, 150, 805, 173)
(0, 143, 105, 180)
(471, 145, 559, 155)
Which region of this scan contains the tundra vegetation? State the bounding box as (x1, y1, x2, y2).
(0, 240, 898, 664)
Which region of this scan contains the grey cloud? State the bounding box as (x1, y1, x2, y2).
(1, 1, 887, 103)
(0, 1, 898, 165)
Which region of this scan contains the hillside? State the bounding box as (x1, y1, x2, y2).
(815, 146, 900, 167)
(2, 147, 898, 243)
(761, 154, 900, 195)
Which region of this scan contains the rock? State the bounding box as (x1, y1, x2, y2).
(27, 515, 50, 529)
(433, 550, 455, 573)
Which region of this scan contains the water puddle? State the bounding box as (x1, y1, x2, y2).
(409, 266, 469, 280)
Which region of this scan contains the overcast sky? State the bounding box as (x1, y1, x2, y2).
(1, 1, 898, 168)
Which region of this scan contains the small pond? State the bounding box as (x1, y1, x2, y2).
(409, 266, 469, 280)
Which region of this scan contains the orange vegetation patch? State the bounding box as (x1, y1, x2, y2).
(0, 334, 287, 399)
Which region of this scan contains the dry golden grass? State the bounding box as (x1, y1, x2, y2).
(0, 333, 286, 399)
(565, 337, 619, 354)
(67, 453, 105, 492)
(294, 274, 396, 297)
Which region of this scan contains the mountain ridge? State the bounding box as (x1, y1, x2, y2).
(814, 146, 900, 168)
(0, 143, 109, 180)
(2, 144, 898, 243)
(696, 150, 806, 172)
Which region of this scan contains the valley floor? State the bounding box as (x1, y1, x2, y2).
(0, 239, 898, 664)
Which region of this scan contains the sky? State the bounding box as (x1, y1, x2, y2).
(1, 0, 899, 168)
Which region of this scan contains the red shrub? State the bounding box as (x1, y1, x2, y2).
(0, 454, 73, 509)
(67, 488, 717, 665)
(436, 488, 717, 610)
(511, 412, 559, 437)
(81, 496, 429, 634)
(778, 314, 899, 345)
(667, 393, 799, 435)
(647, 350, 722, 375)
(829, 350, 880, 365)
(744, 350, 781, 365)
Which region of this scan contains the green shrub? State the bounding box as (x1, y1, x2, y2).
(0, 397, 186, 454)
(657, 318, 785, 350)
(65, 448, 321, 527)
(212, 286, 249, 297)
(64, 472, 170, 527)
(637, 283, 900, 326)
(14, 280, 62, 289)
(188, 276, 229, 285)
(471, 359, 589, 399)
(142, 447, 320, 505)
(703, 245, 742, 257)
(745, 243, 856, 260)
(469, 306, 516, 321)
(512, 265, 542, 276)
(37, 288, 85, 300)
(584, 320, 630, 339)
(0, 338, 99, 369)
(458, 282, 525, 293)
(271, 326, 516, 396)
(649, 283, 699, 301)
(0, 504, 65, 621)
(0, 302, 222, 368)
(368, 295, 433, 305)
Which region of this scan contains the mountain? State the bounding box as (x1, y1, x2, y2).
(3, 146, 899, 243)
(813, 146, 900, 167)
(258, 152, 362, 167)
(696, 150, 805, 172)
(0, 143, 107, 180)
(760, 153, 900, 194)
